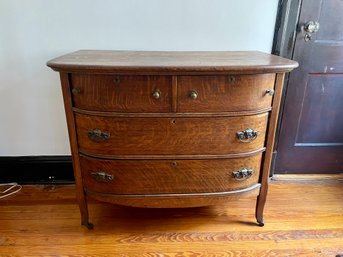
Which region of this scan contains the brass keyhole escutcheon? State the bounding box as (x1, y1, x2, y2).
(113, 76, 120, 84)
(171, 161, 178, 168)
(171, 119, 176, 124)
(228, 76, 236, 83)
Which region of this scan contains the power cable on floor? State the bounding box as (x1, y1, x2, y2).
(0, 183, 22, 199)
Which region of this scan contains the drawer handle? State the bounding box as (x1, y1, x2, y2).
(265, 89, 275, 96)
(232, 168, 254, 181)
(152, 89, 161, 99)
(189, 90, 198, 100)
(236, 129, 258, 142)
(91, 171, 113, 182)
(87, 129, 110, 142)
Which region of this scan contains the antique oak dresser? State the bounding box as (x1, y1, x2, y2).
(47, 50, 297, 228)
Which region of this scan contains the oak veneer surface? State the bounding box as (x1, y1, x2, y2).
(71, 74, 172, 112)
(71, 73, 275, 113)
(177, 74, 275, 112)
(0, 180, 342, 257)
(47, 50, 298, 73)
(80, 154, 262, 194)
(75, 113, 268, 156)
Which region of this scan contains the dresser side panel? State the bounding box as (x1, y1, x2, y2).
(59, 72, 90, 225)
(256, 73, 286, 225)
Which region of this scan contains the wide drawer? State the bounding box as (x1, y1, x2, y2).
(80, 154, 262, 194)
(75, 113, 268, 156)
(177, 74, 275, 112)
(70, 74, 172, 112)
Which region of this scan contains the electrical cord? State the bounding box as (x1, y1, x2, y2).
(0, 183, 22, 199)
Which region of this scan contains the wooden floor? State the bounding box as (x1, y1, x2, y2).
(0, 178, 343, 256)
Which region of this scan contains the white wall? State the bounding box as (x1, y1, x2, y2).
(0, 0, 278, 156)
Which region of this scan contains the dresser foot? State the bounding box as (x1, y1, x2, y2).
(255, 194, 266, 227)
(257, 220, 264, 227)
(82, 221, 94, 230)
(81, 210, 93, 229)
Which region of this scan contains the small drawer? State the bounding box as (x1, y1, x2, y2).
(80, 154, 262, 194)
(70, 74, 172, 112)
(177, 74, 275, 112)
(75, 112, 268, 156)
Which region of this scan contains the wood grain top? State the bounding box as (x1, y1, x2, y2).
(47, 50, 298, 74)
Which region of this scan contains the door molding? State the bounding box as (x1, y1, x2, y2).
(271, 0, 303, 176)
(272, 0, 303, 59)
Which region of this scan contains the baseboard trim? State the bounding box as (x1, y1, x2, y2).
(0, 156, 74, 184)
(272, 174, 343, 182)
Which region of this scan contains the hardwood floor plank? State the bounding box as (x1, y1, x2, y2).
(0, 180, 342, 256)
(1, 228, 343, 246)
(1, 239, 343, 256)
(272, 174, 343, 181)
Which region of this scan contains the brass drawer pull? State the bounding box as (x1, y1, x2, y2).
(189, 90, 198, 100)
(236, 129, 258, 142)
(152, 89, 161, 99)
(232, 168, 254, 181)
(91, 171, 113, 182)
(87, 129, 110, 142)
(265, 89, 275, 96)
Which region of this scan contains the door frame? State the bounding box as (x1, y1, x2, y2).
(270, 0, 303, 175)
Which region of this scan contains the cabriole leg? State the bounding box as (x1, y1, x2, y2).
(79, 194, 93, 229)
(255, 185, 268, 227)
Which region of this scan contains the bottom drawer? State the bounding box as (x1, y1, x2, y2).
(80, 154, 262, 194)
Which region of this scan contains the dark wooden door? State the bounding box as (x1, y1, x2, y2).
(275, 0, 343, 174)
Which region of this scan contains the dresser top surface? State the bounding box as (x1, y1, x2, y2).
(47, 50, 298, 74)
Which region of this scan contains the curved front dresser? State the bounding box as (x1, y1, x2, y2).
(47, 50, 298, 228)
